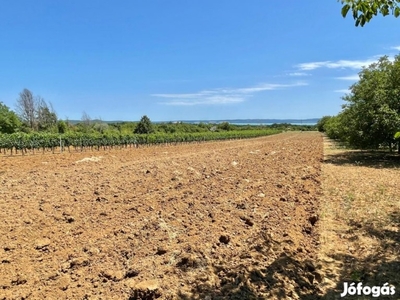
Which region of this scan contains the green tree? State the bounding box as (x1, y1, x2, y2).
(93, 122, 110, 134)
(120, 122, 136, 134)
(316, 116, 332, 132)
(57, 120, 68, 134)
(0, 102, 21, 133)
(134, 115, 154, 134)
(15, 89, 58, 132)
(217, 122, 232, 131)
(37, 98, 57, 131)
(324, 113, 349, 140)
(338, 55, 400, 149)
(395, 131, 400, 152)
(340, 0, 400, 26)
(78, 111, 92, 133)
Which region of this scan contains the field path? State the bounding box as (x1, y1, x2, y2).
(318, 136, 400, 299)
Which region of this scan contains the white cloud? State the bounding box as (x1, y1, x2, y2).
(287, 72, 311, 77)
(151, 91, 213, 99)
(334, 89, 351, 93)
(391, 46, 400, 51)
(335, 74, 359, 81)
(154, 81, 308, 106)
(296, 58, 378, 71)
(234, 82, 307, 94)
(296, 61, 331, 71)
(163, 96, 245, 106)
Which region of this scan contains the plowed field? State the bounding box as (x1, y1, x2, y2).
(0, 132, 323, 299)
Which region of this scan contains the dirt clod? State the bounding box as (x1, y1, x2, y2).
(155, 246, 168, 255)
(35, 238, 51, 250)
(309, 215, 318, 226)
(125, 268, 140, 278)
(102, 270, 125, 282)
(219, 235, 230, 244)
(130, 279, 161, 300)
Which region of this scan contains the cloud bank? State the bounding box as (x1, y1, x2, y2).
(335, 74, 359, 81)
(296, 58, 379, 71)
(287, 72, 311, 77)
(153, 82, 308, 106)
(334, 89, 351, 93)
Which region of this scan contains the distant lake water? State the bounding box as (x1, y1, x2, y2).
(229, 122, 317, 126)
(184, 121, 318, 126)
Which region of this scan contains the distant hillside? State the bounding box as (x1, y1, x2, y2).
(66, 119, 124, 124)
(66, 118, 320, 124)
(178, 118, 320, 124)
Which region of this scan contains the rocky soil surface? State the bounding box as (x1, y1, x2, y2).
(0, 132, 323, 299)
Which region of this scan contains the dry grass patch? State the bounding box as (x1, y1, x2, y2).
(319, 136, 400, 299)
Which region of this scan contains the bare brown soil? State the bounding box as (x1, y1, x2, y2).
(0, 132, 323, 299)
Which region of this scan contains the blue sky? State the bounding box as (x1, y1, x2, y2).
(0, 1, 399, 122)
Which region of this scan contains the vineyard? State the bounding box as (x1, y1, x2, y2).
(0, 129, 280, 155)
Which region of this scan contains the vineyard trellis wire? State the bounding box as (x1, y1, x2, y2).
(0, 129, 281, 155)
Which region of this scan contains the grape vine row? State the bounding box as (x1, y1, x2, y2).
(0, 129, 281, 155)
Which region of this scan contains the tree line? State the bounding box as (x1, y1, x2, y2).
(1, 88, 317, 138)
(1, 92, 290, 155)
(317, 54, 400, 152)
(0, 89, 58, 134)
